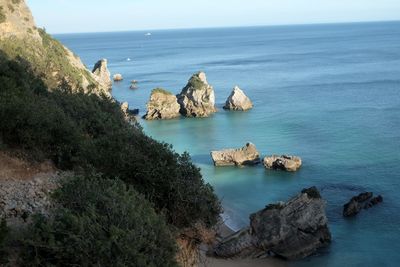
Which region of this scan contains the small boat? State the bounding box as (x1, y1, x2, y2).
(145, 32, 152, 36)
(127, 58, 131, 61)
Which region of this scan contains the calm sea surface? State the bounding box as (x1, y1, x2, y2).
(56, 22, 400, 267)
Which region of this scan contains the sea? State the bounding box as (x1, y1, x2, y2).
(56, 21, 400, 267)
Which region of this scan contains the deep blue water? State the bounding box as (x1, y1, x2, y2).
(56, 22, 400, 267)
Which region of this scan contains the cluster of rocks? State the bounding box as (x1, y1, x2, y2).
(143, 72, 253, 120)
(213, 187, 331, 260)
(210, 143, 302, 172)
(343, 192, 383, 217)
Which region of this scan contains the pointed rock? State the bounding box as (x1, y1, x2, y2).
(224, 86, 253, 111)
(177, 72, 217, 117)
(144, 88, 181, 120)
(92, 59, 112, 91)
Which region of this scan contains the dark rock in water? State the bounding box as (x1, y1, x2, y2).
(368, 195, 383, 207)
(343, 192, 383, 217)
(129, 109, 139, 115)
(214, 187, 331, 260)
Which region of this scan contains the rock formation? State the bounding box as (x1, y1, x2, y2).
(113, 73, 123, 81)
(92, 59, 112, 91)
(0, 0, 110, 96)
(343, 192, 383, 217)
(211, 143, 260, 166)
(130, 81, 138, 89)
(263, 155, 302, 172)
(213, 187, 331, 260)
(120, 102, 137, 122)
(223, 86, 253, 111)
(144, 88, 181, 120)
(177, 72, 217, 117)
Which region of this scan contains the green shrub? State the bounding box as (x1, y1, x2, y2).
(20, 176, 178, 267)
(0, 7, 6, 23)
(152, 87, 173, 95)
(8, 4, 15, 13)
(0, 52, 221, 229)
(0, 218, 9, 264)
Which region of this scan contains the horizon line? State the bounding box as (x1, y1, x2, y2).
(51, 19, 400, 35)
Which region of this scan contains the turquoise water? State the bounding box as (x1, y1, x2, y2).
(56, 22, 400, 266)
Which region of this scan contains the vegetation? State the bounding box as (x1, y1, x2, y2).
(0, 7, 6, 23)
(8, 4, 15, 13)
(0, 8, 222, 261)
(20, 176, 178, 267)
(0, 218, 9, 265)
(0, 51, 220, 228)
(0, 28, 96, 91)
(187, 72, 207, 90)
(152, 87, 173, 95)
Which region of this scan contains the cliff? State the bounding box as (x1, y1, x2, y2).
(0, 0, 110, 95)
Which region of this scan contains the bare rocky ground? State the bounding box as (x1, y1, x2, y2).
(0, 151, 68, 225)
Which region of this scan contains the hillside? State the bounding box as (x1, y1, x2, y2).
(0, 0, 222, 266)
(0, 0, 110, 95)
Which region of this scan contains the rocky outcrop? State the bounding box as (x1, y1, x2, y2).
(343, 192, 383, 217)
(144, 88, 181, 120)
(223, 86, 253, 111)
(92, 59, 112, 91)
(0, 0, 40, 40)
(0, 0, 110, 96)
(211, 143, 260, 166)
(177, 72, 217, 117)
(263, 155, 302, 172)
(120, 102, 137, 123)
(113, 73, 123, 81)
(214, 187, 331, 260)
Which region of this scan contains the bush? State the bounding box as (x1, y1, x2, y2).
(0, 7, 6, 24)
(20, 176, 178, 267)
(0, 51, 221, 229)
(0, 218, 9, 264)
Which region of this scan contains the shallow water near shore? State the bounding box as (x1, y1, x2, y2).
(57, 21, 400, 267)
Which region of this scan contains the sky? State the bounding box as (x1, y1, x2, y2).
(27, 0, 400, 34)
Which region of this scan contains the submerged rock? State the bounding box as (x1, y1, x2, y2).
(92, 59, 112, 91)
(211, 143, 260, 166)
(113, 73, 123, 82)
(263, 155, 302, 172)
(223, 86, 253, 111)
(177, 72, 217, 117)
(144, 88, 181, 120)
(214, 187, 331, 260)
(130, 80, 139, 89)
(343, 192, 383, 217)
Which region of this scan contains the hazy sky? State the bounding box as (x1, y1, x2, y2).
(27, 0, 400, 34)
